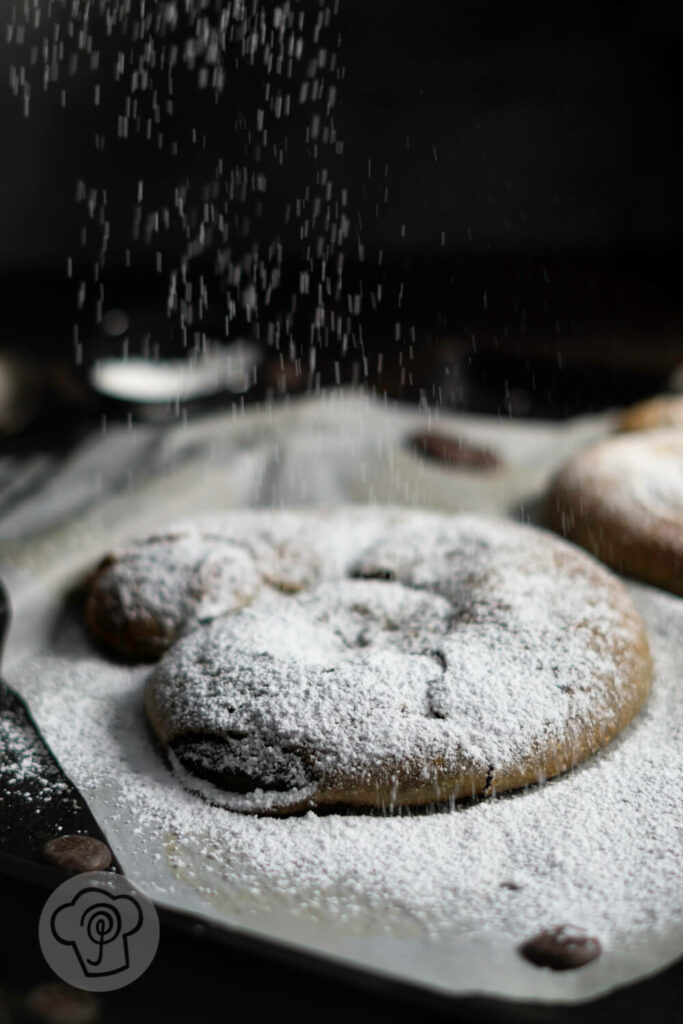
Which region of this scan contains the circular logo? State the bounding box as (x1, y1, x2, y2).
(39, 872, 159, 992)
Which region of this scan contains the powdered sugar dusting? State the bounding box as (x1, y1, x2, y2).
(146, 513, 648, 813)
(87, 508, 415, 656)
(0, 701, 75, 810)
(5, 508, 683, 1003)
(6, 582, 683, 964)
(559, 429, 683, 527)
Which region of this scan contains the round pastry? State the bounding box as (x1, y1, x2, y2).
(85, 513, 332, 660)
(86, 532, 261, 660)
(618, 393, 683, 433)
(86, 508, 414, 660)
(146, 511, 652, 815)
(547, 429, 683, 595)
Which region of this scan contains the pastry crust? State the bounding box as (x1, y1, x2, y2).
(85, 515, 329, 660)
(546, 429, 683, 596)
(618, 394, 683, 433)
(142, 510, 652, 815)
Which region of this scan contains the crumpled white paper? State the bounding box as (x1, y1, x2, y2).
(4, 392, 682, 1005)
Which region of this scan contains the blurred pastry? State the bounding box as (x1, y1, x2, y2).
(547, 428, 683, 594)
(618, 393, 683, 432)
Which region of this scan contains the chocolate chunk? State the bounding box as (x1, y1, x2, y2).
(409, 431, 501, 470)
(350, 567, 396, 581)
(520, 925, 602, 970)
(172, 733, 313, 794)
(24, 982, 100, 1024)
(42, 835, 113, 876)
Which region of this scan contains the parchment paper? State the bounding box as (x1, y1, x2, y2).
(2, 391, 682, 1005)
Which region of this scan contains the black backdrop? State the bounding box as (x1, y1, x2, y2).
(0, 0, 682, 411)
(3, 1, 683, 264)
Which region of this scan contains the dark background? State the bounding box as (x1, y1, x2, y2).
(0, 5, 683, 1018)
(1, 0, 682, 417)
(3, 2, 683, 262)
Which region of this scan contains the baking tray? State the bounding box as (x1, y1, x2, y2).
(1, 393, 681, 1017)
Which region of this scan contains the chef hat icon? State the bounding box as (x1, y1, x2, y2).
(51, 888, 143, 978)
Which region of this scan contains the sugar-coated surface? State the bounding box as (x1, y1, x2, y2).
(1, 396, 677, 1000)
(560, 429, 683, 525)
(89, 508, 402, 653)
(7, 582, 683, 955)
(0, 701, 77, 811)
(146, 512, 647, 812)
